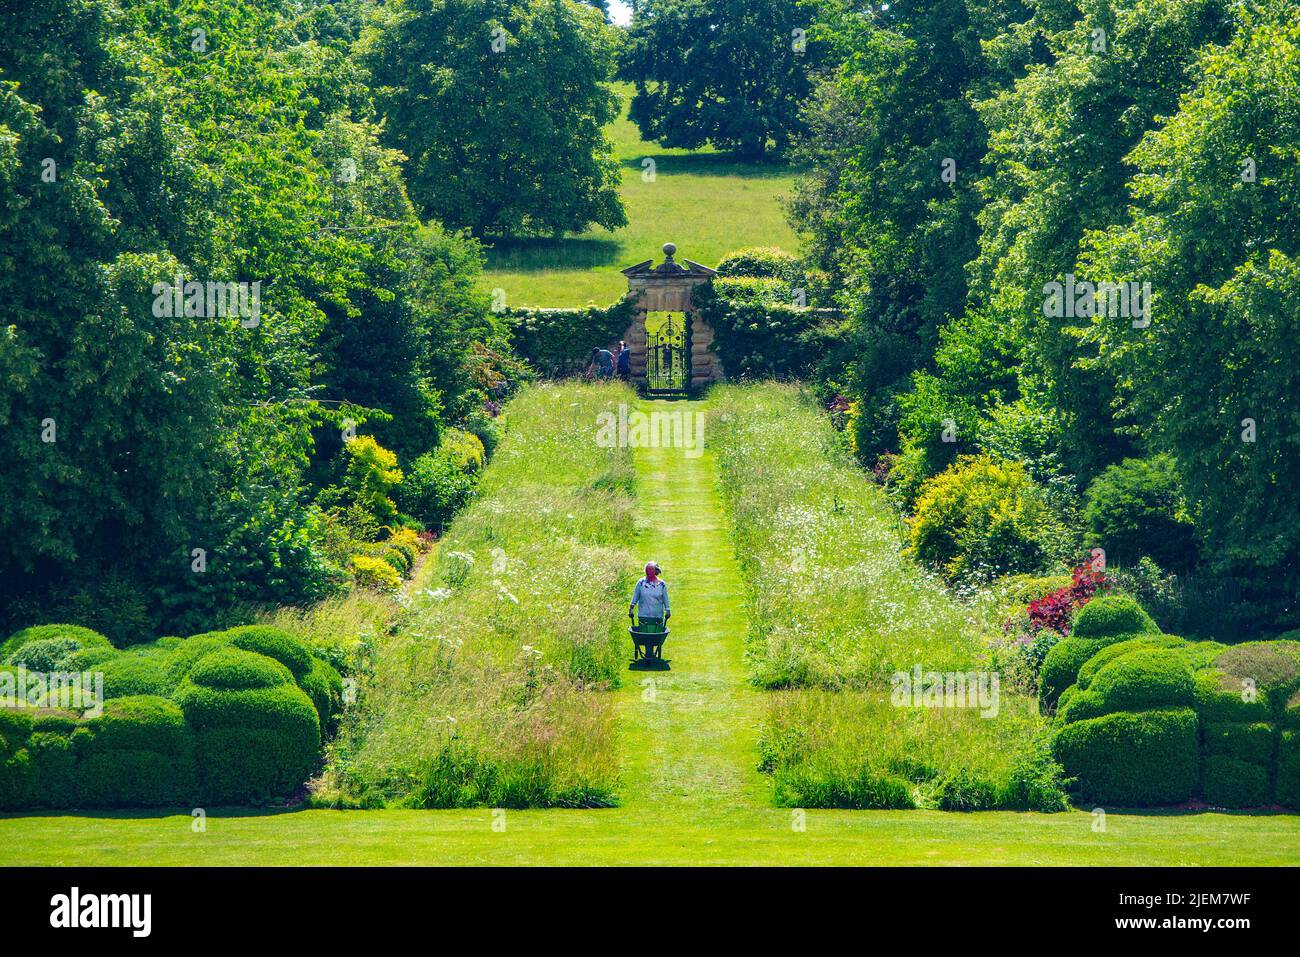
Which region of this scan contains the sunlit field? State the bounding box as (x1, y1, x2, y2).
(483, 84, 800, 306)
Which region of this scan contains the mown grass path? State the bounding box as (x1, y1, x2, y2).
(3, 398, 1300, 864)
(615, 399, 769, 812)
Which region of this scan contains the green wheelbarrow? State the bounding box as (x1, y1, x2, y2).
(629, 617, 670, 670)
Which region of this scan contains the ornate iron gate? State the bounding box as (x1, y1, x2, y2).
(646, 313, 688, 393)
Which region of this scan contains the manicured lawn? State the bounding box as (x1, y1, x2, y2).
(2, 398, 1298, 866)
(4, 806, 1299, 866)
(482, 85, 801, 307)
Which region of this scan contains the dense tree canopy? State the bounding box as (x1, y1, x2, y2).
(364, 0, 627, 237)
(0, 0, 501, 637)
(1081, 0, 1300, 582)
(789, 0, 1300, 628)
(619, 0, 815, 157)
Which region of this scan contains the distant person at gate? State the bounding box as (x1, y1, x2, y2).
(589, 346, 614, 380)
(629, 561, 670, 628)
(616, 340, 631, 380)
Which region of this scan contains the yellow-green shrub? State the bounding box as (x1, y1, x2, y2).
(907, 455, 1066, 581)
(350, 554, 402, 592)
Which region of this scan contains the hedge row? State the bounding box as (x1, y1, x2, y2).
(0, 623, 343, 807)
(1049, 599, 1300, 808)
(504, 299, 637, 378)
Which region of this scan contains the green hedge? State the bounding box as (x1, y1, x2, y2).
(99, 656, 170, 700)
(1070, 594, 1160, 639)
(0, 622, 345, 808)
(165, 635, 233, 684)
(1276, 732, 1300, 808)
(504, 299, 637, 378)
(1075, 635, 1187, 689)
(0, 624, 113, 664)
(1041, 637, 1112, 708)
(1053, 708, 1200, 805)
(715, 246, 803, 281)
(299, 657, 345, 733)
(1202, 722, 1276, 765)
(1202, 755, 1271, 808)
(1086, 649, 1196, 714)
(72, 696, 197, 807)
(224, 626, 313, 679)
(1052, 627, 1300, 808)
(188, 647, 293, 690)
(175, 679, 319, 804)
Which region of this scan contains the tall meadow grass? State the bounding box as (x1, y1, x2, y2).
(710, 383, 1066, 809)
(710, 383, 985, 689)
(323, 382, 637, 808)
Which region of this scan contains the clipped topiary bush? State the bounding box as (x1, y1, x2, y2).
(1057, 688, 1106, 724)
(1041, 637, 1111, 708)
(1069, 594, 1160, 639)
(1194, 669, 1273, 723)
(1087, 649, 1196, 714)
(99, 656, 170, 700)
(1202, 755, 1271, 808)
(29, 729, 77, 807)
(187, 647, 293, 690)
(166, 634, 233, 685)
(8, 637, 84, 672)
(1053, 708, 1199, 805)
(72, 695, 197, 806)
(1194, 641, 1300, 723)
(1075, 635, 1187, 689)
(0, 708, 37, 808)
(298, 656, 345, 733)
(62, 646, 120, 671)
(224, 626, 312, 680)
(1202, 722, 1275, 765)
(1276, 732, 1300, 809)
(175, 650, 320, 804)
(1, 624, 113, 665)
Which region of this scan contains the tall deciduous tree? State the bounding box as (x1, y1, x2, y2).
(364, 0, 627, 237)
(1081, 0, 1300, 615)
(619, 0, 814, 158)
(789, 0, 1017, 454)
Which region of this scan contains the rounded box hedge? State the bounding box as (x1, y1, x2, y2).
(0, 622, 344, 808)
(1052, 708, 1200, 805)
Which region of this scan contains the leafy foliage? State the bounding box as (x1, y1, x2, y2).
(364, 0, 626, 236)
(619, 0, 814, 157)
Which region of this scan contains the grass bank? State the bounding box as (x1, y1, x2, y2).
(320, 382, 638, 808)
(709, 384, 1066, 810)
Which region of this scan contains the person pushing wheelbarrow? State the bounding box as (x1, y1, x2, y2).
(628, 561, 671, 669)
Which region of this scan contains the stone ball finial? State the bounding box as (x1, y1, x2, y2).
(662, 242, 677, 258)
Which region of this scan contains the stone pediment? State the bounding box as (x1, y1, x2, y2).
(621, 243, 717, 279)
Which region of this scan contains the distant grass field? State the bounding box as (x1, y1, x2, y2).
(482, 84, 801, 307)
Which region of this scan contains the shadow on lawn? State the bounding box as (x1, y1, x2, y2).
(618, 151, 796, 179)
(1077, 805, 1298, 817)
(485, 236, 623, 274)
(0, 806, 306, 821)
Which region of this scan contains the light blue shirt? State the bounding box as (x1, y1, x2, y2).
(631, 577, 670, 618)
